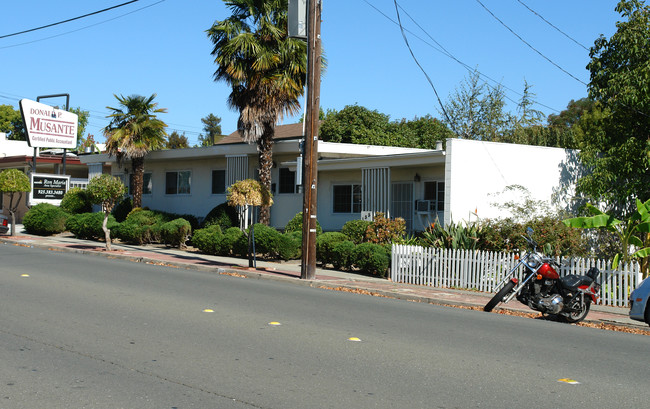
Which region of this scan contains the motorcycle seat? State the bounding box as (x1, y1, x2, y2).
(560, 274, 593, 290)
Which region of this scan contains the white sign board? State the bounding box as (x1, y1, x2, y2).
(29, 173, 70, 206)
(19, 99, 78, 149)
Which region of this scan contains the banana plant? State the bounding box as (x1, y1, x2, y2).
(563, 198, 650, 277)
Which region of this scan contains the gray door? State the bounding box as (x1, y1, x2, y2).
(391, 182, 413, 231)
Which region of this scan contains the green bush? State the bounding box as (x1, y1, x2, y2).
(160, 218, 192, 249)
(284, 212, 322, 235)
(115, 210, 166, 244)
(191, 225, 222, 255)
(331, 240, 356, 270)
(23, 203, 69, 235)
(353, 242, 390, 277)
(341, 219, 372, 244)
(249, 223, 282, 257)
(60, 188, 93, 214)
(66, 212, 119, 240)
(316, 232, 348, 266)
(203, 202, 238, 230)
(278, 231, 302, 261)
(112, 197, 133, 222)
(224, 227, 247, 257)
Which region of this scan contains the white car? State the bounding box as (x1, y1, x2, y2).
(0, 214, 8, 234)
(630, 277, 650, 326)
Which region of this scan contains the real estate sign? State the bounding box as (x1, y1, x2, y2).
(19, 98, 78, 149)
(29, 174, 70, 206)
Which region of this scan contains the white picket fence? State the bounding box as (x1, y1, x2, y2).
(391, 244, 644, 307)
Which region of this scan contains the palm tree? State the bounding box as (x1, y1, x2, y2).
(104, 94, 167, 208)
(207, 0, 307, 224)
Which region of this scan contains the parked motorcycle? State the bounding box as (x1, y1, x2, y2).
(484, 228, 600, 323)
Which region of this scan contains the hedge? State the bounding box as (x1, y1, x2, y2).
(23, 203, 69, 236)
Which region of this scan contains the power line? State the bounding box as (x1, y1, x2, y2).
(475, 0, 587, 86)
(516, 0, 589, 51)
(363, 0, 561, 113)
(0, 1, 140, 39)
(0, 1, 165, 50)
(392, 0, 457, 135)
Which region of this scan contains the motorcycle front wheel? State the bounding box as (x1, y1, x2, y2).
(560, 298, 591, 323)
(484, 280, 516, 312)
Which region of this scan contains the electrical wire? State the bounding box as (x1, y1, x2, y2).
(392, 0, 457, 134)
(363, 0, 560, 113)
(475, 0, 587, 86)
(516, 0, 589, 51)
(0, 1, 165, 50)
(0, 1, 140, 39)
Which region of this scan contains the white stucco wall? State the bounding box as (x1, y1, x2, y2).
(444, 138, 576, 224)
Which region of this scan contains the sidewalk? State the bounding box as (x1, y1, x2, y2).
(1, 226, 647, 334)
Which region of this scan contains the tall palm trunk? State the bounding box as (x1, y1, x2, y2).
(131, 156, 144, 209)
(257, 122, 275, 225)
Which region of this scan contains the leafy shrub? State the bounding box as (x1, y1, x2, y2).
(160, 218, 192, 249)
(352, 242, 390, 277)
(284, 212, 322, 235)
(112, 197, 133, 222)
(477, 216, 587, 257)
(364, 212, 405, 244)
(316, 232, 348, 266)
(224, 227, 247, 257)
(60, 187, 92, 214)
(191, 225, 222, 255)
(331, 240, 355, 270)
(249, 223, 282, 257)
(66, 212, 119, 240)
(341, 219, 372, 244)
(278, 232, 302, 261)
(203, 202, 239, 230)
(23, 203, 69, 235)
(421, 221, 481, 250)
(115, 210, 166, 244)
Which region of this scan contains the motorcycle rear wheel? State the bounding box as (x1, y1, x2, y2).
(560, 298, 591, 323)
(484, 280, 516, 312)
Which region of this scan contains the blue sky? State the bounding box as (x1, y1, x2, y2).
(1, 0, 621, 146)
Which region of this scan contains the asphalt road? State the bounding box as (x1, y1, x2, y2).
(0, 243, 648, 409)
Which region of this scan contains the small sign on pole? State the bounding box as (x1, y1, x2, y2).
(29, 173, 70, 206)
(19, 98, 78, 149)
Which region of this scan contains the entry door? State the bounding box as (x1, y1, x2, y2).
(391, 182, 413, 231)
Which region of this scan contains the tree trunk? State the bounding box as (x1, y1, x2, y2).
(257, 123, 275, 225)
(131, 157, 145, 209)
(103, 212, 112, 251)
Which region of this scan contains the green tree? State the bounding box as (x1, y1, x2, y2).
(207, 0, 307, 225)
(86, 174, 126, 251)
(0, 169, 31, 236)
(320, 105, 393, 145)
(103, 94, 167, 209)
(442, 70, 509, 140)
(197, 113, 223, 146)
(581, 0, 650, 214)
(166, 131, 189, 149)
(0, 104, 26, 141)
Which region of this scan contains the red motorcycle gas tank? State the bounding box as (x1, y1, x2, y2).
(538, 263, 559, 279)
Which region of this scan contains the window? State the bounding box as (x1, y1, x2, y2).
(129, 173, 152, 195)
(278, 168, 295, 194)
(212, 170, 226, 194)
(424, 181, 445, 212)
(333, 184, 361, 213)
(166, 170, 191, 195)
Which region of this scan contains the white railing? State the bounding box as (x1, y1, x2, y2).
(391, 244, 644, 307)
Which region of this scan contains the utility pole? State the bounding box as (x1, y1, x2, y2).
(300, 0, 322, 280)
